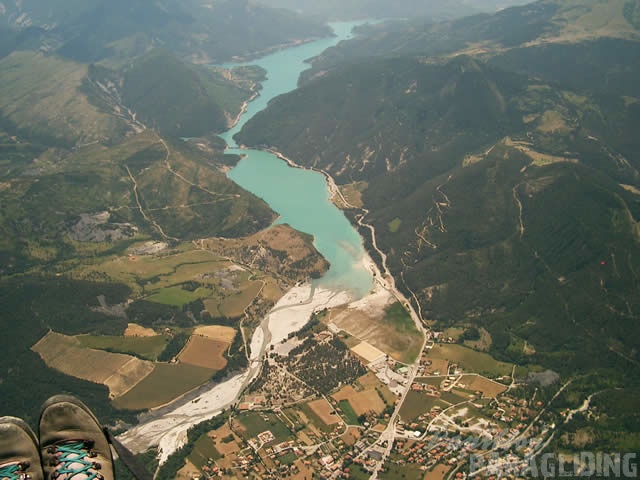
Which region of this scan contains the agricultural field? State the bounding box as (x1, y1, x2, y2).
(333, 385, 386, 417)
(379, 457, 426, 480)
(147, 286, 212, 307)
(357, 372, 382, 388)
(77, 333, 169, 361)
(426, 344, 513, 377)
(177, 460, 200, 480)
(124, 323, 157, 337)
(399, 391, 448, 423)
(440, 391, 469, 405)
(424, 357, 449, 375)
(358, 372, 396, 405)
(307, 398, 341, 426)
(338, 400, 360, 425)
(193, 325, 237, 343)
(199, 224, 328, 287)
(298, 402, 335, 434)
(76, 223, 326, 321)
(36, 223, 328, 412)
(417, 376, 447, 387)
(180, 423, 245, 479)
(32, 332, 154, 398)
(351, 390, 386, 416)
(188, 435, 221, 469)
(350, 341, 386, 364)
(236, 412, 293, 445)
(341, 427, 361, 447)
(113, 363, 215, 410)
(78, 246, 255, 312)
(218, 280, 263, 318)
(423, 464, 453, 480)
(459, 374, 507, 398)
(463, 327, 493, 351)
(177, 336, 229, 370)
(77, 248, 229, 297)
(326, 301, 423, 364)
(211, 424, 243, 456)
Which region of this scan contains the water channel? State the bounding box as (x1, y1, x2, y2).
(223, 21, 374, 298)
(119, 21, 377, 462)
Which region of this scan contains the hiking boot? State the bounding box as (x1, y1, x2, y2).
(39, 396, 113, 480)
(0, 416, 43, 480)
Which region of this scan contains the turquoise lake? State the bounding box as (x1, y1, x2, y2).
(221, 22, 374, 298)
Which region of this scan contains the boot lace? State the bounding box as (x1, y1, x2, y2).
(0, 462, 30, 480)
(50, 441, 102, 480)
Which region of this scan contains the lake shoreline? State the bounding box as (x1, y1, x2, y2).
(119, 20, 384, 463)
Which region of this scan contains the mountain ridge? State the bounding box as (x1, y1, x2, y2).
(235, 50, 640, 393)
(0, 0, 332, 64)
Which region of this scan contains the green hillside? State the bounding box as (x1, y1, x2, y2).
(257, 0, 530, 21)
(0, 0, 308, 426)
(0, 47, 264, 147)
(1, 0, 331, 64)
(488, 37, 640, 97)
(0, 0, 100, 27)
(0, 51, 128, 147)
(236, 0, 640, 444)
(307, 0, 640, 77)
(0, 130, 274, 276)
(237, 54, 640, 372)
(117, 50, 245, 137)
(0, 277, 134, 425)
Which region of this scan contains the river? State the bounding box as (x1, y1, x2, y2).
(118, 21, 378, 462)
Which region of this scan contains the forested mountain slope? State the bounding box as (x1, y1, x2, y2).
(0, 0, 331, 63)
(0, 2, 293, 422)
(257, 0, 531, 21)
(307, 0, 640, 83)
(237, 55, 640, 374)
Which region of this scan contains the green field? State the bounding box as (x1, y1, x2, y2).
(83, 247, 264, 313)
(416, 376, 446, 387)
(348, 465, 375, 480)
(339, 400, 360, 425)
(427, 344, 513, 377)
(77, 334, 169, 360)
(399, 392, 444, 423)
(388, 218, 402, 233)
(147, 286, 213, 307)
(149, 259, 230, 289)
(298, 403, 334, 433)
(88, 250, 226, 293)
(379, 456, 426, 480)
(189, 434, 222, 469)
(440, 391, 468, 405)
(277, 451, 298, 466)
(113, 363, 215, 410)
(382, 303, 423, 364)
(238, 412, 293, 444)
(218, 280, 263, 318)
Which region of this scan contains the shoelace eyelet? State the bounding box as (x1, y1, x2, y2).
(0, 461, 29, 480)
(48, 440, 101, 480)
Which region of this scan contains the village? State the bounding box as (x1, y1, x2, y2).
(176, 319, 559, 480)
